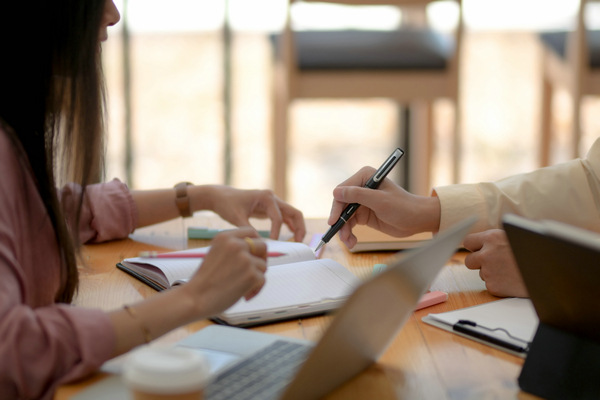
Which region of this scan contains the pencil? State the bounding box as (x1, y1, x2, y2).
(138, 251, 287, 259)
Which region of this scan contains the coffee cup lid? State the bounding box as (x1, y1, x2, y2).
(123, 346, 210, 394)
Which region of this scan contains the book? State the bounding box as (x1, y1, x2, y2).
(349, 225, 433, 253)
(117, 240, 361, 327)
(421, 298, 539, 357)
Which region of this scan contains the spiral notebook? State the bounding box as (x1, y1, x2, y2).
(117, 237, 361, 327)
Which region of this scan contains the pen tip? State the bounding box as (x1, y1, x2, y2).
(314, 241, 324, 253)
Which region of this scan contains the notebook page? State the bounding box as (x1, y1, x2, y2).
(223, 259, 361, 316)
(263, 240, 316, 266)
(122, 241, 316, 286)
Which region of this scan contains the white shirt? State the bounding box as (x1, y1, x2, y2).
(434, 137, 600, 234)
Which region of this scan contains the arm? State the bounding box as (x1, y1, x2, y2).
(130, 185, 307, 242)
(107, 228, 267, 356)
(0, 228, 267, 398)
(330, 138, 600, 248)
(60, 182, 306, 244)
(0, 130, 270, 397)
(435, 137, 600, 234)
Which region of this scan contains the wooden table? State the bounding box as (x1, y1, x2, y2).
(56, 213, 538, 399)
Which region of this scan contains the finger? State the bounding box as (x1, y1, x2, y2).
(336, 166, 377, 188)
(225, 226, 260, 239)
(244, 271, 266, 300)
(244, 237, 267, 259)
(243, 237, 257, 255)
(231, 217, 254, 233)
(479, 269, 485, 282)
(338, 219, 357, 248)
(261, 196, 283, 240)
(328, 167, 377, 225)
(254, 259, 267, 274)
(463, 232, 486, 252)
(332, 185, 386, 214)
(464, 250, 482, 270)
(338, 223, 352, 246)
(329, 196, 346, 225)
(278, 201, 307, 242)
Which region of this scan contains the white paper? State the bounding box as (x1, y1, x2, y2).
(223, 259, 361, 316)
(122, 240, 317, 287)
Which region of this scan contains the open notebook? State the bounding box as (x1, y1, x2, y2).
(117, 240, 361, 327)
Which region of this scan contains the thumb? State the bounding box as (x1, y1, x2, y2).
(463, 231, 485, 252)
(232, 215, 253, 230)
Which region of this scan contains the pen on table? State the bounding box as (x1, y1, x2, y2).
(138, 251, 287, 259)
(314, 148, 405, 253)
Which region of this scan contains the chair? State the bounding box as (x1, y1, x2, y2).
(538, 0, 600, 166)
(272, 0, 464, 200)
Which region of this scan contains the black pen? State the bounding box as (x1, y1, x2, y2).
(314, 148, 405, 253)
(453, 320, 528, 354)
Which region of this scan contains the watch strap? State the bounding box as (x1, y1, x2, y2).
(174, 182, 193, 218)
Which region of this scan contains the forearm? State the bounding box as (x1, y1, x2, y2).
(435, 158, 600, 234)
(108, 287, 202, 356)
(107, 228, 267, 356)
(418, 194, 442, 233)
(130, 185, 221, 228)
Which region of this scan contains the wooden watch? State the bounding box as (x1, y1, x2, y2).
(174, 182, 193, 218)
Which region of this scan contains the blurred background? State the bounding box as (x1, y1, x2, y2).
(102, 0, 600, 218)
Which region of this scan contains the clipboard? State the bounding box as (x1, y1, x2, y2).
(422, 298, 538, 358)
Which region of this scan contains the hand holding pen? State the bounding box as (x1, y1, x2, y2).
(315, 149, 405, 252)
(323, 149, 443, 251)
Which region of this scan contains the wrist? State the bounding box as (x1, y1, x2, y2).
(421, 195, 441, 233)
(187, 185, 221, 214)
(172, 284, 208, 324)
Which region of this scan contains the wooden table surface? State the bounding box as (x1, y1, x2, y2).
(55, 213, 539, 400)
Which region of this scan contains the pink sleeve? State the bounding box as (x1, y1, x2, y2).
(0, 129, 118, 398)
(0, 258, 116, 399)
(60, 179, 138, 244)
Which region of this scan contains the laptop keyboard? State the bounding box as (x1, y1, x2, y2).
(206, 340, 312, 400)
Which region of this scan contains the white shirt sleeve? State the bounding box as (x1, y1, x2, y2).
(433, 137, 600, 234)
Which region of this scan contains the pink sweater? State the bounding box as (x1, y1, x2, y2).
(0, 128, 138, 399)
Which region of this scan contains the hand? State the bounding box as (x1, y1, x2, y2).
(201, 186, 306, 242)
(328, 167, 441, 249)
(463, 229, 529, 298)
(182, 228, 268, 318)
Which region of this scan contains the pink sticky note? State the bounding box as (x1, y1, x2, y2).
(415, 291, 448, 310)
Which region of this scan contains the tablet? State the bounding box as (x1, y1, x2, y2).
(503, 214, 600, 343)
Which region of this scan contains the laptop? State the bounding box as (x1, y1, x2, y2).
(75, 216, 475, 400)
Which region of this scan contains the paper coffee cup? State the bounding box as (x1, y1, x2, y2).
(123, 346, 210, 400)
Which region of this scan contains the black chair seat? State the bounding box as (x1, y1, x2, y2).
(272, 29, 454, 70)
(539, 30, 600, 68)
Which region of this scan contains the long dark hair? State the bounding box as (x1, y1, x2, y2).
(0, 1, 107, 302)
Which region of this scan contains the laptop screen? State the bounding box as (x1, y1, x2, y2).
(280, 216, 477, 400)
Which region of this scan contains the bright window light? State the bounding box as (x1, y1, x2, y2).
(291, 2, 401, 31)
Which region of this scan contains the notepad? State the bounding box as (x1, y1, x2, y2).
(350, 225, 432, 253)
(117, 240, 361, 327)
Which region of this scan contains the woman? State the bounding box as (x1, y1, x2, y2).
(0, 1, 305, 398)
